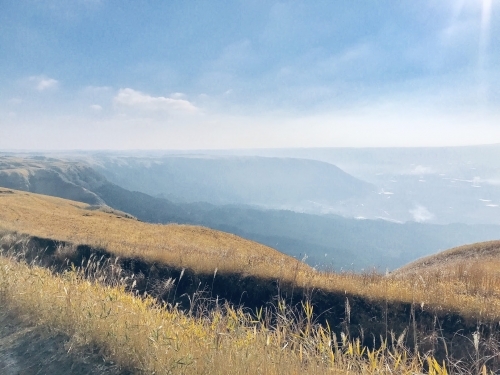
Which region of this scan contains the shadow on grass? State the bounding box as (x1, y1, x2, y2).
(2, 231, 500, 372)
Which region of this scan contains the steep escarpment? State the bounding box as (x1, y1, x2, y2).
(0, 156, 105, 205)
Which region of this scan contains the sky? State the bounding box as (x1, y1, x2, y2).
(1, 0, 499, 150)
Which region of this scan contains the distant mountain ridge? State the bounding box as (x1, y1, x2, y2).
(89, 155, 374, 210)
(0, 154, 499, 271)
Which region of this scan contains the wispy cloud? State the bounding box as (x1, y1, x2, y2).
(29, 76, 59, 91)
(114, 88, 198, 112)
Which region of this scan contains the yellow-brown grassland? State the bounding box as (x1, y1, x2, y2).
(1, 187, 500, 374)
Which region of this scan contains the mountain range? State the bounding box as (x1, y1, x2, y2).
(1, 153, 499, 271)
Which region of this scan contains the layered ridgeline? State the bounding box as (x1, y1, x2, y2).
(89, 154, 374, 209)
(1, 155, 499, 270)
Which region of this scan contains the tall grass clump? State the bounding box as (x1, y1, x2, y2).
(2, 252, 482, 374)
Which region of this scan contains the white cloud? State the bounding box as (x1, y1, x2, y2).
(29, 75, 59, 91)
(90, 104, 103, 111)
(114, 88, 198, 112)
(409, 205, 435, 222)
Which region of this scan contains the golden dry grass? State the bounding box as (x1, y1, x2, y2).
(393, 241, 500, 277)
(1, 187, 500, 322)
(0, 187, 310, 278)
(0, 254, 458, 375)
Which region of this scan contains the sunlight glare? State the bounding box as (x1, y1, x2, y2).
(480, 0, 492, 48)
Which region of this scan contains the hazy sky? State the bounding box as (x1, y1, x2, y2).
(1, 0, 499, 150)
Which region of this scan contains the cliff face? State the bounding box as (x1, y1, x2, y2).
(0, 157, 105, 205)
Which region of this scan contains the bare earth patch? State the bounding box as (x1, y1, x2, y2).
(0, 310, 124, 375)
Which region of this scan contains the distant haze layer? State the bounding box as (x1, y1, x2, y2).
(91, 155, 373, 210)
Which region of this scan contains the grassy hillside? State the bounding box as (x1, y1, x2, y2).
(0, 188, 309, 278)
(2, 188, 500, 372)
(393, 240, 500, 277)
(2, 187, 500, 322)
(1, 251, 458, 375)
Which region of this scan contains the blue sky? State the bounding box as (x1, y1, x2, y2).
(1, 0, 499, 149)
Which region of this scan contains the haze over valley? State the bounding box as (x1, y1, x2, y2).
(1, 148, 500, 271)
(169, 145, 500, 225)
